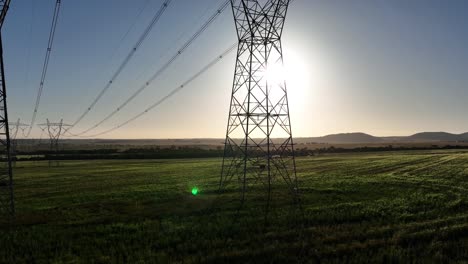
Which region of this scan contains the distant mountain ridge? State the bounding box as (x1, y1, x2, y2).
(310, 133, 383, 144)
(407, 132, 468, 142)
(15, 132, 468, 146)
(304, 132, 468, 144)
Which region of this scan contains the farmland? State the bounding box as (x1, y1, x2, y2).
(1, 150, 468, 263)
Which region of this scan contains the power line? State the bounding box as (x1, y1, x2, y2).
(114, 0, 220, 95)
(66, 43, 236, 138)
(23, 0, 35, 92)
(90, 0, 153, 89)
(24, 0, 62, 137)
(107, 0, 152, 63)
(69, 0, 173, 129)
(71, 0, 231, 136)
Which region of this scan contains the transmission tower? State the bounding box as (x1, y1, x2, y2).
(38, 119, 71, 166)
(9, 119, 29, 167)
(220, 0, 298, 211)
(0, 0, 13, 218)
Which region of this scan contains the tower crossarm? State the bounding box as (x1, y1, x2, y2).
(231, 0, 289, 42)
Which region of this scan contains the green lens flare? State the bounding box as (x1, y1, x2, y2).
(191, 187, 198, 195)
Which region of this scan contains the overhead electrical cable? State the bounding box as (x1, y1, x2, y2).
(24, 0, 61, 137)
(66, 43, 236, 138)
(116, 0, 221, 91)
(23, 0, 35, 93)
(106, 0, 152, 65)
(68, 0, 173, 129)
(71, 0, 231, 136)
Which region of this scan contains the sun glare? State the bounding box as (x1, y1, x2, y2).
(264, 63, 287, 85)
(284, 49, 310, 93)
(262, 49, 310, 94)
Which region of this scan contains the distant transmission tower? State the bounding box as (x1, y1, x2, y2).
(220, 0, 298, 209)
(9, 119, 29, 167)
(0, 0, 13, 218)
(38, 119, 71, 166)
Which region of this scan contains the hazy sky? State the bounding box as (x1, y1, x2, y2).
(3, 0, 468, 138)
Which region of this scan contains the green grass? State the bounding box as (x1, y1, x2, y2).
(1, 150, 468, 263)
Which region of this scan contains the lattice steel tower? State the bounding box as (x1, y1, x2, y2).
(0, 0, 13, 218)
(9, 119, 29, 167)
(220, 0, 298, 204)
(38, 119, 71, 167)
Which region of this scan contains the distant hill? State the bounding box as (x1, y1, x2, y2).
(307, 133, 384, 144)
(15, 131, 468, 147)
(303, 132, 468, 144)
(406, 132, 467, 142)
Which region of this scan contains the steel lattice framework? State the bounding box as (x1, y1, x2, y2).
(9, 119, 29, 167)
(38, 119, 71, 153)
(220, 0, 298, 206)
(38, 119, 71, 167)
(0, 0, 13, 218)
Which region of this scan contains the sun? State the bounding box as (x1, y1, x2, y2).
(264, 63, 286, 85)
(258, 47, 312, 132)
(262, 49, 310, 96)
(284, 49, 310, 93)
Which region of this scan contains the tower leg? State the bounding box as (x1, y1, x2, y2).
(0, 33, 14, 218)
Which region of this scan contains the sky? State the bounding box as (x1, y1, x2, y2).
(3, 0, 468, 139)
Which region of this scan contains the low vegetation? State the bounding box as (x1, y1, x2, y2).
(13, 144, 468, 161)
(1, 150, 468, 262)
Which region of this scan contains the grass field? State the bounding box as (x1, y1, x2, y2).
(1, 150, 468, 263)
